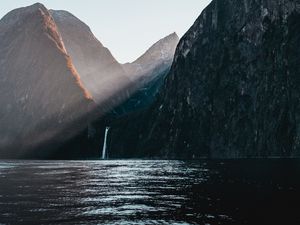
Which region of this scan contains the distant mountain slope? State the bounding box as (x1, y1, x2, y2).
(123, 32, 179, 82)
(0, 3, 93, 158)
(51, 10, 131, 108)
(111, 33, 179, 115)
(109, 0, 300, 158)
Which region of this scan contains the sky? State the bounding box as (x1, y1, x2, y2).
(0, 0, 211, 63)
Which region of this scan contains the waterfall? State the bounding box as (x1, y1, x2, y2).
(101, 127, 110, 159)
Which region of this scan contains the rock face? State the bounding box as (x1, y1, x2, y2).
(109, 0, 300, 158)
(111, 33, 179, 115)
(123, 33, 179, 82)
(50, 10, 131, 110)
(0, 3, 93, 158)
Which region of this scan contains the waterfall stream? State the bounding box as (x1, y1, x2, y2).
(101, 127, 110, 159)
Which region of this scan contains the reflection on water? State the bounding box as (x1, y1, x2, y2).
(0, 160, 300, 224)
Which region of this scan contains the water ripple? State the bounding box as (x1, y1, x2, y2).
(0, 159, 299, 224)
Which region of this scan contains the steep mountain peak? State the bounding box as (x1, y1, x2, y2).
(0, 3, 45, 28)
(123, 32, 179, 81)
(0, 3, 67, 54)
(133, 32, 179, 64)
(0, 3, 48, 23)
(0, 2, 94, 107)
(0, 2, 96, 157)
(28, 2, 46, 9)
(164, 32, 179, 41)
(13, 2, 47, 14)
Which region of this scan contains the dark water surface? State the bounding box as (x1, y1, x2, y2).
(0, 160, 300, 225)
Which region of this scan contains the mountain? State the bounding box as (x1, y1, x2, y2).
(111, 33, 179, 115)
(51, 10, 178, 115)
(77, 33, 179, 159)
(123, 32, 179, 82)
(108, 0, 300, 158)
(50, 10, 131, 109)
(0, 3, 93, 158)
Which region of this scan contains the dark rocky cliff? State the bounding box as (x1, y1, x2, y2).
(109, 0, 300, 158)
